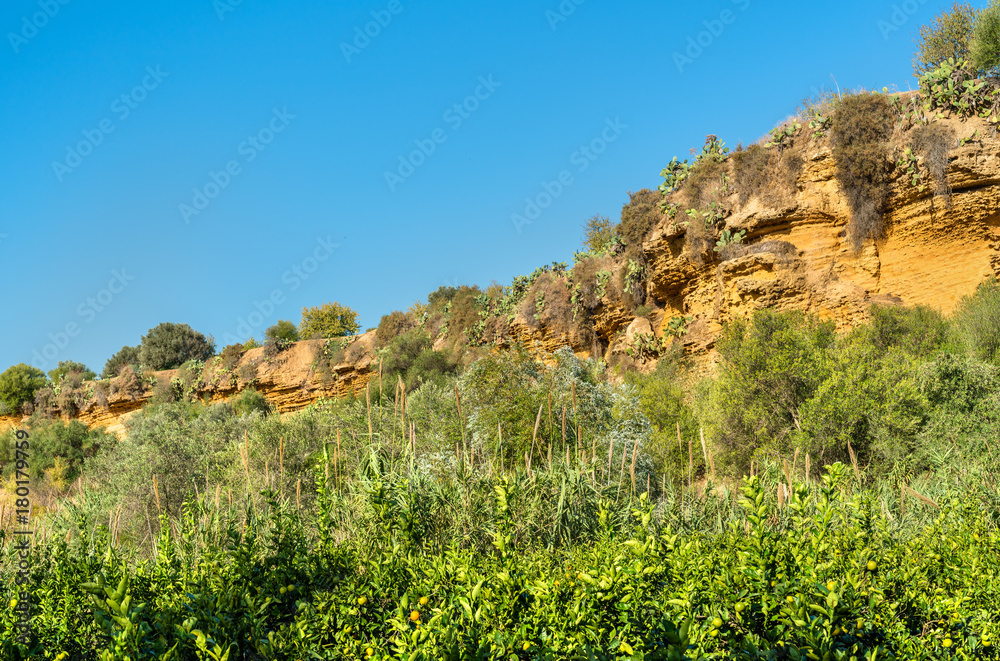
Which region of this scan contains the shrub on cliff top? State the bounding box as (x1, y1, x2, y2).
(138, 323, 216, 371)
(830, 93, 895, 252)
(913, 2, 978, 77)
(0, 364, 48, 414)
(618, 189, 662, 251)
(581, 214, 615, 253)
(265, 319, 300, 343)
(376, 310, 413, 348)
(102, 345, 140, 379)
(48, 360, 96, 384)
(299, 302, 360, 339)
(970, 0, 1000, 76)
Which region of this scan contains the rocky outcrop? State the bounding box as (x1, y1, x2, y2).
(645, 114, 1000, 355)
(13, 110, 1000, 435)
(10, 337, 376, 437)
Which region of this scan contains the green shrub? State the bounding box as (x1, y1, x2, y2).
(914, 353, 1000, 466)
(627, 348, 698, 483)
(830, 93, 896, 252)
(265, 319, 300, 343)
(459, 347, 652, 480)
(101, 345, 140, 379)
(138, 322, 215, 371)
(0, 363, 48, 414)
(376, 310, 413, 348)
(381, 328, 458, 393)
(700, 310, 835, 470)
(427, 285, 458, 310)
(299, 301, 360, 339)
(3, 418, 112, 483)
(230, 387, 273, 417)
(913, 2, 978, 77)
(952, 278, 1000, 364)
(863, 303, 950, 358)
(581, 214, 615, 252)
(445, 286, 485, 345)
(795, 338, 927, 469)
(971, 0, 1000, 76)
(47, 360, 96, 384)
(243, 337, 262, 350)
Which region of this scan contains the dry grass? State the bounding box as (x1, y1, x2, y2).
(618, 189, 663, 251)
(911, 122, 955, 204)
(521, 272, 574, 332)
(830, 93, 896, 252)
(730, 144, 802, 208)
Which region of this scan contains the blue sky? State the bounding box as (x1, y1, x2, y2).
(0, 0, 960, 376)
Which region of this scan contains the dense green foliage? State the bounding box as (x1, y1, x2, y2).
(378, 328, 459, 394)
(265, 320, 300, 343)
(300, 302, 361, 340)
(913, 2, 978, 76)
(2, 445, 999, 659)
(971, 0, 1000, 76)
(137, 323, 215, 371)
(101, 345, 141, 379)
(0, 364, 47, 415)
(1, 418, 112, 484)
(581, 214, 615, 253)
(47, 361, 96, 384)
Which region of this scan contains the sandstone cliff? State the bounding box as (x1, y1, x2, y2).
(8, 107, 1000, 435)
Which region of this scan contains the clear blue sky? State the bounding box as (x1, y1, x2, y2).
(0, 0, 959, 376)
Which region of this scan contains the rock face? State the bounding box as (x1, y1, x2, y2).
(645, 114, 1000, 356)
(11, 113, 1000, 435)
(9, 338, 376, 437)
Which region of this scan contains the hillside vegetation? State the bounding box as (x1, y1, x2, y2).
(4, 5, 1000, 659)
